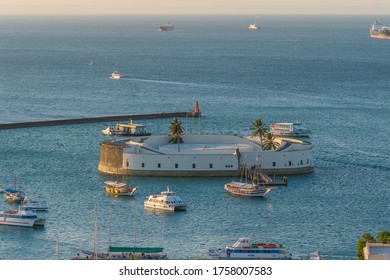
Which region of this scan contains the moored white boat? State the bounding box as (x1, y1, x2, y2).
(0, 206, 46, 227)
(270, 122, 311, 137)
(22, 197, 48, 211)
(248, 23, 259, 30)
(208, 237, 292, 260)
(102, 120, 151, 137)
(144, 187, 186, 211)
(103, 181, 138, 197)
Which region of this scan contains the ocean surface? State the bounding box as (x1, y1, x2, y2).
(0, 15, 389, 260)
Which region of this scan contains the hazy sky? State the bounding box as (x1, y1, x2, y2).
(0, 0, 389, 15)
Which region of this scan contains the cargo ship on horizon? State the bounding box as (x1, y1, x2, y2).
(370, 19, 390, 39)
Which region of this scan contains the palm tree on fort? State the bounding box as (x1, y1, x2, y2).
(169, 117, 184, 152)
(262, 132, 280, 151)
(250, 118, 268, 150)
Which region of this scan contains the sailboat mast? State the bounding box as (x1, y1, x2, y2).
(94, 205, 97, 260)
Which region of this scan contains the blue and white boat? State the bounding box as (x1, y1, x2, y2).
(208, 237, 292, 260)
(0, 206, 46, 227)
(270, 122, 311, 137)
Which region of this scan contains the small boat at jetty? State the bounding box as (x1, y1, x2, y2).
(144, 187, 186, 211)
(103, 181, 138, 197)
(208, 237, 292, 260)
(110, 71, 122, 79)
(4, 188, 26, 203)
(248, 23, 259, 30)
(269, 122, 311, 137)
(0, 205, 46, 227)
(102, 120, 151, 137)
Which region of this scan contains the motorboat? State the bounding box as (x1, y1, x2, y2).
(269, 122, 311, 137)
(0, 205, 46, 227)
(4, 188, 26, 203)
(144, 187, 186, 211)
(208, 237, 292, 260)
(102, 120, 151, 137)
(103, 181, 138, 197)
(111, 71, 122, 79)
(22, 197, 48, 211)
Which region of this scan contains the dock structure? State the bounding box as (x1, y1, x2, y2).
(0, 111, 201, 130)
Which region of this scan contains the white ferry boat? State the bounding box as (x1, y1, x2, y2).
(0, 206, 46, 227)
(269, 122, 311, 137)
(111, 71, 122, 79)
(99, 135, 314, 177)
(370, 19, 390, 39)
(208, 237, 292, 260)
(103, 181, 138, 197)
(144, 188, 186, 211)
(102, 120, 151, 137)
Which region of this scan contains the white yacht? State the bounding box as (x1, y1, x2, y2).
(208, 237, 292, 260)
(269, 122, 311, 137)
(144, 188, 186, 211)
(0, 206, 46, 227)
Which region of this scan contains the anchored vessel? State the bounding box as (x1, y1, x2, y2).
(370, 19, 390, 39)
(0, 206, 46, 227)
(144, 188, 186, 211)
(248, 23, 259, 30)
(208, 237, 292, 260)
(102, 120, 151, 137)
(270, 122, 311, 137)
(158, 20, 174, 32)
(4, 188, 26, 203)
(103, 181, 138, 197)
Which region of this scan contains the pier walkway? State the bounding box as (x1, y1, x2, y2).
(0, 112, 200, 130)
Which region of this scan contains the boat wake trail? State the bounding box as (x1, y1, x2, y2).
(120, 77, 225, 88)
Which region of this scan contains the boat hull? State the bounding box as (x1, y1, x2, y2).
(144, 201, 186, 211)
(0, 217, 45, 227)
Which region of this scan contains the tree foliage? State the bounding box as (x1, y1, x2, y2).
(262, 132, 281, 151)
(377, 230, 390, 244)
(356, 232, 376, 260)
(250, 118, 268, 150)
(168, 117, 184, 151)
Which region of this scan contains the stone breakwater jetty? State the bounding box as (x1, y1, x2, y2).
(0, 111, 201, 130)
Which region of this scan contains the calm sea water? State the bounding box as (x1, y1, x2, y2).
(0, 15, 389, 260)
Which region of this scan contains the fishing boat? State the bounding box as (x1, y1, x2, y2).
(110, 71, 121, 79)
(269, 122, 311, 137)
(144, 187, 186, 211)
(4, 188, 26, 203)
(0, 205, 46, 227)
(207, 237, 292, 260)
(224, 161, 272, 197)
(102, 120, 151, 137)
(103, 181, 138, 197)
